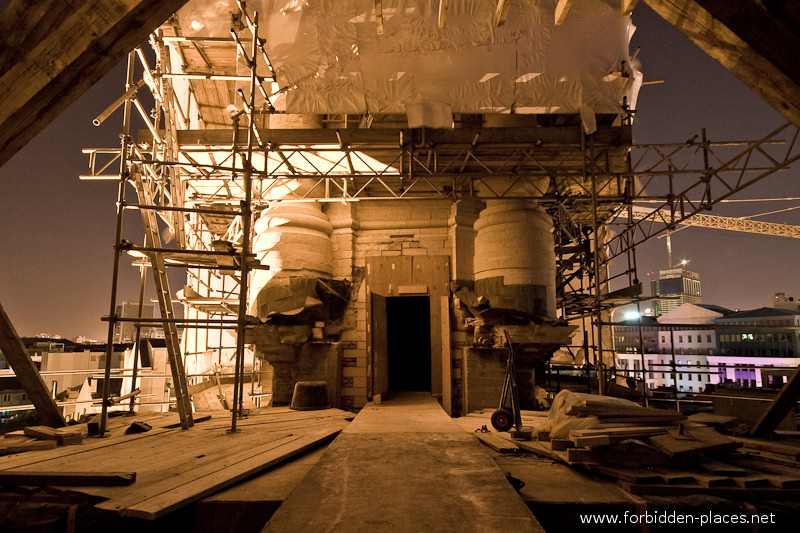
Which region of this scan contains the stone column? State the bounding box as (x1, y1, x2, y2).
(447, 197, 485, 284)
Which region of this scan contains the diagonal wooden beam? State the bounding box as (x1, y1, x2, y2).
(643, 0, 800, 128)
(0, 0, 190, 168)
(0, 303, 65, 428)
(750, 363, 800, 437)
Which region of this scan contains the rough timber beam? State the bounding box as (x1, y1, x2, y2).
(0, 0, 189, 168)
(0, 303, 66, 428)
(643, 0, 800, 128)
(750, 364, 800, 437)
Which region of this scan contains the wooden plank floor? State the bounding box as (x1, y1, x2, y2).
(262, 393, 545, 533)
(0, 408, 352, 520)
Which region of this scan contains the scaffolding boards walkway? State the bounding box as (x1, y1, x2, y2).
(262, 393, 545, 533)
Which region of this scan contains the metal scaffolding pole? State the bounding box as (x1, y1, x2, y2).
(99, 51, 135, 437)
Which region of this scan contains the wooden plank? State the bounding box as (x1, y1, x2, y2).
(652, 469, 696, 485)
(0, 427, 174, 470)
(7, 440, 57, 453)
(566, 445, 672, 466)
(57, 434, 84, 446)
(24, 425, 81, 440)
(736, 436, 800, 460)
(686, 472, 735, 487)
(569, 426, 671, 436)
(699, 458, 747, 477)
(571, 435, 613, 447)
(568, 426, 670, 447)
(687, 412, 739, 425)
(765, 475, 800, 489)
(164, 414, 212, 429)
(498, 435, 566, 464)
(441, 295, 452, 416)
(476, 433, 520, 454)
(617, 480, 800, 498)
(550, 439, 575, 451)
(585, 464, 662, 484)
(733, 476, 771, 488)
(370, 292, 388, 398)
(0, 471, 136, 487)
(412, 255, 450, 397)
(117, 428, 341, 520)
(57, 424, 89, 437)
(648, 425, 738, 458)
(0, 303, 65, 427)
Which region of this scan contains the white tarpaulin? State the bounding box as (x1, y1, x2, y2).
(175, 0, 642, 132)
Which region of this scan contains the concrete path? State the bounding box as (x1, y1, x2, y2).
(262, 393, 545, 533)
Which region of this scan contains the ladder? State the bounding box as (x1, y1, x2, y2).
(131, 171, 194, 429)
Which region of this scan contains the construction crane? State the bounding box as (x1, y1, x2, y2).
(623, 206, 800, 239)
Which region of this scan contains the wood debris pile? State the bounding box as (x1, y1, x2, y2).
(478, 394, 800, 498)
(1, 424, 88, 455)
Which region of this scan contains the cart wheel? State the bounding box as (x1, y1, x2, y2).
(490, 408, 514, 432)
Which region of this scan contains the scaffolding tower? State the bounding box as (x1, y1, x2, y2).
(82, 2, 800, 428)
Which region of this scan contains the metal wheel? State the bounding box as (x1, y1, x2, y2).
(490, 408, 514, 432)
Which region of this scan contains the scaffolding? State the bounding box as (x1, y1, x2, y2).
(81, 2, 800, 427)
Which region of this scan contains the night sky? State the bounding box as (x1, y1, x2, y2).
(0, 3, 798, 339)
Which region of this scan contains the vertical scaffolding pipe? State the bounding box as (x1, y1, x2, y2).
(231, 8, 259, 432)
(669, 328, 680, 411)
(129, 261, 148, 412)
(100, 51, 136, 436)
(636, 309, 649, 407)
(586, 131, 605, 395)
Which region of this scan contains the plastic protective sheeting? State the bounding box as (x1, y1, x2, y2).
(175, 0, 642, 132)
(548, 389, 642, 438)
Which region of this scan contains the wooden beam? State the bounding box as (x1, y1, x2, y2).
(751, 364, 800, 437)
(643, 0, 800, 128)
(555, 0, 574, 26)
(0, 471, 136, 487)
(0, 0, 190, 167)
(0, 303, 65, 427)
(441, 296, 452, 416)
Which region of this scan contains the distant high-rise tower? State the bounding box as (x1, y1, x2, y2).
(113, 302, 156, 343)
(651, 267, 701, 316)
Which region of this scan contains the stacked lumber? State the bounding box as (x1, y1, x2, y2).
(492, 417, 800, 499)
(1, 424, 86, 455)
(566, 399, 686, 425)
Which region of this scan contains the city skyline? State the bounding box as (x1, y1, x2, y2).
(0, 4, 798, 339)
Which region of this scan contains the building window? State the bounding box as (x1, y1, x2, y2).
(688, 335, 692, 343)
(707, 335, 712, 343)
(661, 335, 665, 343)
(679, 335, 683, 342)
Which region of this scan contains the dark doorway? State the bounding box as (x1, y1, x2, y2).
(386, 296, 431, 391)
